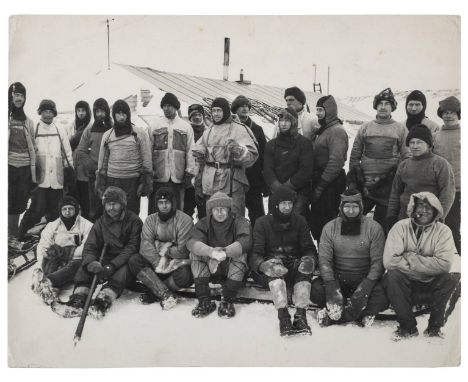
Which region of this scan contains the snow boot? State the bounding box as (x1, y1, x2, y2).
(139, 291, 160, 305)
(357, 315, 375, 328)
(424, 326, 444, 338)
(278, 307, 294, 337)
(39, 278, 59, 305)
(317, 308, 332, 327)
(192, 297, 216, 318)
(218, 298, 236, 318)
(160, 289, 178, 310)
(391, 326, 419, 341)
(31, 268, 45, 294)
(292, 308, 312, 335)
(89, 288, 117, 320)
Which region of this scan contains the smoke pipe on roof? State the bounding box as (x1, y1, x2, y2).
(223, 37, 230, 81)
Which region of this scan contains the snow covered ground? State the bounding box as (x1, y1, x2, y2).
(8, 262, 460, 367)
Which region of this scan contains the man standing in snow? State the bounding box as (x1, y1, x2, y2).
(187, 192, 252, 318)
(405, 90, 439, 133)
(184, 104, 207, 219)
(348, 88, 409, 230)
(18, 99, 74, 241)
(272, 86, 319, 140)
(250, 185, 318, 336)
(96, 99, 153, 215)
(433, 96, 461, 255)
(231, 95, 267, 226)
(148, 93, 196, 214)
(193, 97, 258, 216)
(263, 107, 314, 218)
(8, 82, 38, 245)
(310, 190, 387, 328)
(309, 95, 348, 243)
(383, 192, 459, 340)
(76, 98, 113, 221)
(31, 196, 93, 305)
(65, 186, 143, 319)
(67, 100, 93, 219)
(129, 187, 193, 310)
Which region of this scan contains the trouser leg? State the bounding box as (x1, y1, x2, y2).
(47, 259, 82, 288)
(428, 273, 460, 329)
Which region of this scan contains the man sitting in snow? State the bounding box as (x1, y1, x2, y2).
(310, 189, 388, 328)
(250, 185, 318, 336)
(187, 192, 252, 318)
(32, 196, 93, 305)
(128, 187, 193, 310)
(65, 186, 143, 319)
(383, 191, 459, 341)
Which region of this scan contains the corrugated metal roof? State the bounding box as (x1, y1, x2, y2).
(118, 63, 371, 124)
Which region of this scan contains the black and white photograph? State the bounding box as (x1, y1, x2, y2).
(4, 2, 464, 372)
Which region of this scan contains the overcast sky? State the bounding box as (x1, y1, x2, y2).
(9, 15, 460, 115)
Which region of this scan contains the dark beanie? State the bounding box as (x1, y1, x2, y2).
(188, 104, 205, 119)
(406, 124, 433, 147)
(373, 88, 397, 111)
(155, 186, 175, 203)
(9, 82, 27, 121)
(93, 98, 110, 117)
(271, 185, 297, 206)
(112, 99, 131, 118)
(231, 95, 251, 113)
(155, 187, 177, 220)
(437, 96, 461, 119)
(284, 86, 306, 105)
(211, 97, 231, 125)
(406, 90, 427, 110)
(160, 93, 180, 110)
(102, 186, 127, 208)
(10, 82, 26, 96)
(37, 99, 58, 116)
(59, 195, 80, 214)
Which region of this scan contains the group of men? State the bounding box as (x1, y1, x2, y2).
(8, 81, 461, 340)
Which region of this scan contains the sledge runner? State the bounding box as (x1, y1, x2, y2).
(129, 187, 193, 309)
(148, 93, 196, 214)
(64, 187, 143, 319)
(76, 98, 113, 222)
(31, 196, 93, 305)
(8, 82, 38, 248)
(192, 97, 258, 217)
(187, 192, 252, 318)
(310, 190, 388, 328)
(348, 88, 409, 230)
(383, 192, 459, 341)
(250, 185, 318, 336)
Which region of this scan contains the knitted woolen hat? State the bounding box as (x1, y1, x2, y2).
(188, 104, 205, 119)
(59, 195, 80, 214)
(37, 99, 57, 116)
(284, 86, 306, 105)
(206, 191, 232, 211)
(271, 185, 297, 206)
(160, 93, 181, 110)
(373, 88, 397, 111)
(230, 95, 251, 113)
(102, 186, 127, 207)
(211, 97, 231, 125)
(406, 124, 433, 147)
(437, 96, 461, 119)
(339, 189, 363, 212)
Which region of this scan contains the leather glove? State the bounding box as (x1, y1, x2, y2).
(298, 256, 316, 275)
(259, 258, 288, 278)
(345, 278, 376, 318)
(87, 261, 104, 275)
(101, 264, 116, 280)
(183, 172, 194, 189)
(227, 139, 245, 159)
(137, 173, 153, 197)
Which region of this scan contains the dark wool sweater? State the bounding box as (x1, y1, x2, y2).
(319, 216, 385, 282)
(387, 152, 455, 219)
(244, 117, 267, 191)
(250, 213, 318, 272)
(81, 210, 143, 269)
(263, 133, 314, 194)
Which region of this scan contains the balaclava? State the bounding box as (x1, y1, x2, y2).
(112, 99, 132, 136)
(59, 195, 80, 231)
(271, 185, 297, 223)
(211, 97, 231, 125)
(92, 98, 112, 132)
(277, 107, 299, 137)
(339, 189, 363, 236)
(405, 90, 427, 130)
(74, 100, 92, 131)
(9, 82, 27, 121)
(155, 187, 177, 222)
